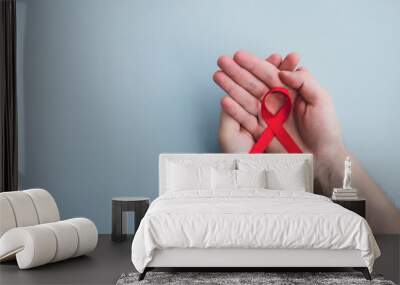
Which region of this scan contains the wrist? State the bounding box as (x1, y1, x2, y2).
(313, 143, 349, 194)
(315, 143, 349, 168)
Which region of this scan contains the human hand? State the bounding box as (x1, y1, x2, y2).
(214, 51, 304, 153)
(214, 51, 400, 234)
(214, 50, 344, 159)
(282, 69, 400, 234)
(278, 67, 344, 158)
(217, 54, 292, 153)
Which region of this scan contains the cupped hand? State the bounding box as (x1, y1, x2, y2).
(214, 51, 306, 153)
(214, 51, 400, 235)
(279, 68, 343, 157)
(214, 50, 344, 157)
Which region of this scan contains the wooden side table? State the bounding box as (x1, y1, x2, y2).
(332, 198, 366, 218)
(112, 197, 150, 242)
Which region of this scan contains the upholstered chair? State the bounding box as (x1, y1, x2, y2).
(0, 189, 98, 269)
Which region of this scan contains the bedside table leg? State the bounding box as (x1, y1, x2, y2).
(112, 201, 124, 242)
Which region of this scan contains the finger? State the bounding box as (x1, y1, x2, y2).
(279, 52, 300, 71)
(217, 55, 267, 98)
(233, 50, 282, 88)
(219, 111, 254, 153)
(219, 110, 240, 134)
(279, 68, 326, 104)
(219, 111, 239, 153)
(220, 96, 262, 137)
(265, 53, 282, 68)
(213, 70, 260, 116)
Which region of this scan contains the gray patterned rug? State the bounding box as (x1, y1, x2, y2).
(116, 272, 396, 285)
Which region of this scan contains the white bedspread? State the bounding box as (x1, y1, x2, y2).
(131, 190, 380, 272)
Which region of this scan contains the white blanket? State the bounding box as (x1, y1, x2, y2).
(131, 189, 380, 272)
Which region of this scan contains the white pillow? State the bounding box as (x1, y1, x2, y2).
(237, 169, 267, 189)
(266, 164, 307, 191)
(211, 169, 268, 190)
(167, 162, 211, 191)
(211, 168, 236, 190)
(238, 159, 309, 192)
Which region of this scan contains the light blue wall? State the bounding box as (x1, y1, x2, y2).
(16, 0, 400, 233)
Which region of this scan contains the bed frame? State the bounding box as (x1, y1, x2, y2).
(139, 154, 371, 280)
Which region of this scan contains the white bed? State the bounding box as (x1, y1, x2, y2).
(131, 154, 380, 280)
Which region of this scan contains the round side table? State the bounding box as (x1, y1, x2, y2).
(111, 197, 149, 242)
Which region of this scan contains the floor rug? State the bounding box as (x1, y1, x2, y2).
(116, 271, 396, 285)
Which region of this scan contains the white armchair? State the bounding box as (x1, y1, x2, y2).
(0, 189, 98, 269)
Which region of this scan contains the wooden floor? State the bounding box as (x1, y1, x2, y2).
(0, 234, 398, 285)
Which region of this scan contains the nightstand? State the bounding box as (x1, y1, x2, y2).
(112, 197, 150, 242)
(332, 198, 366, 218)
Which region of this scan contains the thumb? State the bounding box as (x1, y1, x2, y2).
(279, 68, 326, 104)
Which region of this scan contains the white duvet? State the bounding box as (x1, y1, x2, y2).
(131, 189, 380, 273)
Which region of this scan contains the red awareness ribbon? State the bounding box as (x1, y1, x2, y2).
(249, 87, 302, 154)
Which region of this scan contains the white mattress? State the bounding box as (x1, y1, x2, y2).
(131, 189, 380, 273)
